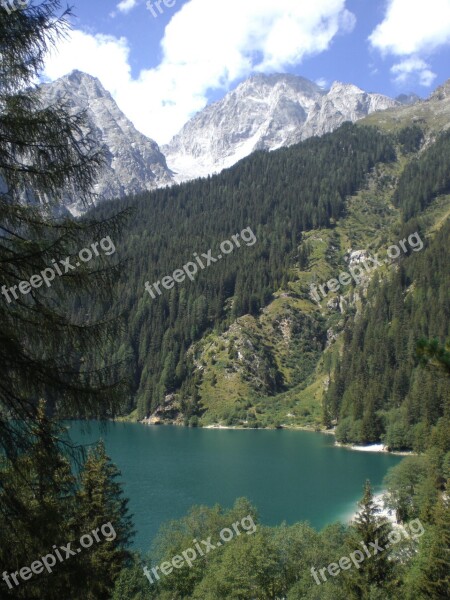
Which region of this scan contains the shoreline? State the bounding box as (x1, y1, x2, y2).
(334, 441, 415, 456)
(139, 420, 414, 455)
(348, 491, 398, 526)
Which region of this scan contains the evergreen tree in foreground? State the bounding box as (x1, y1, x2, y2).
(0, 402, 77, 598)
(343, 481, 397, 600)
(416, 338, 450, 375)
(0, 407, 133, 599)
(415, 490, 450, 599)
(1, 2, 132, 598)
(76, 441, 134, 600)
(0, 0, 129, 462)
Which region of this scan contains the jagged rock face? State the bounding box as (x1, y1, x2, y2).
(300, 82, 399, 139)
(163, 74, 399, 182)
(396, 93, 421, 105)
(39, 70, 173, 214)
(41, 71, 447, 201)
(430, 78, 450, 101)
(363, 77, 450, 134)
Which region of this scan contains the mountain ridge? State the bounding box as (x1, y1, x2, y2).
(39, 70, 174, 214)
(163, 73, 399, 181)
(39, 71, 450, 209)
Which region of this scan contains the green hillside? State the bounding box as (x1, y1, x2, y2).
(80, 106, 450, 448)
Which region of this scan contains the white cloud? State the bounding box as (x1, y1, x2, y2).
(391, 57, 437, 87)
(43, 31, 132, 97)
(116, 0, 138, 13)
(369, 0, 450, 55)
(43, 0, 355, 144)
(369, 0, 450, 88)
(315, 78, 329, 88)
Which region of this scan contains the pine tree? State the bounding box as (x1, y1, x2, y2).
(76, 441, 134, 599)
(0, 402, 77, 598)
(411, 491, 450, 599)
(0, 0, 128, 461)
(343, 481, 397, 600)
(416, 338, 450, 375)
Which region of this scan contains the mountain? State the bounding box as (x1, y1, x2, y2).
(85, 102, 450, 437)
(39, 70, 174, 214)
(364, 78, 450, 133)
(431, 77, 450, 101)
(396, 92, 421, 105)
(163, 74, 399, 182)
(59, 68, 450, 449)
(39, 72, 450, 210)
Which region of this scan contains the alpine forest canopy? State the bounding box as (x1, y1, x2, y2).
(326, 221, 450, 450)
(1, 2, 449, 600)
(393, 129, 450, 221)
(1, 3, 133, 599)
(88, 123, 397, 418)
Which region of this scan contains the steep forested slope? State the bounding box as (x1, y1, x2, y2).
(87, 124, 395, 419)
(326, 222, 450, 449)
(393, 130, 450, 219)
(75, 120, 449, 447)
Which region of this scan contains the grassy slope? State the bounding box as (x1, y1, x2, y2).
(141, 83, 450, 427)
(192, 158, 450, 428)
(362, 79, 450, 134)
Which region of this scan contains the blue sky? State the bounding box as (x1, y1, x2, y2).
(42, 0, 450, 144)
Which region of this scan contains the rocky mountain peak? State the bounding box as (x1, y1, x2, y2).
(163, 74, 398, 182)
(430, 78, 450, 101)
(329, 81, 362, 94)
(37, 70, 445, 209)
(242, 73, 324, 96)
(39, 71, 173, 214)
(396, 92, 421, 106)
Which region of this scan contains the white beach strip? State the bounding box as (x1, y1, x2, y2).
(335, 442, 388, 452)
(335, 442, 414, 456)
(349, 491, 398, 526)
(350, 444, 387, 452)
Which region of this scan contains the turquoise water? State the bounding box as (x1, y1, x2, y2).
(69, 423, 403, 551)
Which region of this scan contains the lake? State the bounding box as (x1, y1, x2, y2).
(70, 423, 403, 551)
